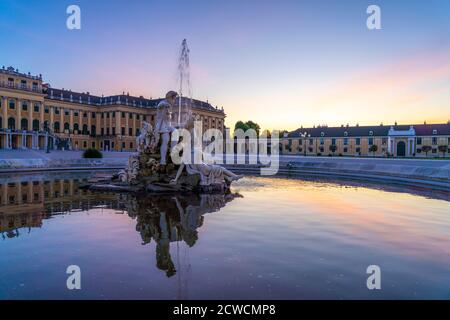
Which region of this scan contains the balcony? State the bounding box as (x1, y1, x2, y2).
(0, 81, 42, 93)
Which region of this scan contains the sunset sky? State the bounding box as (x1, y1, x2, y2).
(0, 0, 449, 131)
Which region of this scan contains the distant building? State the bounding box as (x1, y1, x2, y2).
(0, 66, 226, 151)
(282, 123, 450, 158)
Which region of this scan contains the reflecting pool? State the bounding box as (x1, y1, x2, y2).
(1, 171, 450, 299)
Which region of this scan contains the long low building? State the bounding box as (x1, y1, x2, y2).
(0, 66, 226, 151)
(282, 123, 450, 158)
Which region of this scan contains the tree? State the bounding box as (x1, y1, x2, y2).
(329, 145, 337, 155)
(438, 145, 448, 158)
(234, 120, 260, 136)
(369, 144, 378, 156)
(245, 121, 260, 136)
(421, 145, 432, 157)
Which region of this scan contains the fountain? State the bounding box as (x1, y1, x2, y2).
(84, 40, 243, 194)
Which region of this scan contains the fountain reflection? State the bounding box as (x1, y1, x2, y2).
(0, 174, 241, 278)
(123, 192, 241, 277)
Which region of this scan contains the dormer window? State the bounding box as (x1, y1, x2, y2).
(432, 129, 437, 135)
(320, 132, 325, 137)
(369, 130, 374, 136)
(344, 131, 348, 137)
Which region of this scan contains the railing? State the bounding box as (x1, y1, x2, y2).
(0, 81, 42, 93)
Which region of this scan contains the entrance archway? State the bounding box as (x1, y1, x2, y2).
(397, 141, 406, 157)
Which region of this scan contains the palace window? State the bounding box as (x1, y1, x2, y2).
(9, 100, 15, 109)
(136, 128, 140, 136)
(91, 142, 95, 148)
(54, 122, 60, 133)
(432, 148, 437, 153)
(112, 112, 116, 118)
(143, 115, 146, 121)
(32, 120, 40, 131)
(299, 139, 303, 145)
(106, 113, 110, 118)
(136, 114, 140, 120)
(65, 110, 69, 116)
(45, 107, 49, 114)
(101, 113, 104, 119)
(7, 117, 15, 130)
(122, 142, 126, 149)
(21, 102, 28, 111)
(344, 138, 348, 145)
(64, 123, 70, 131)
(83, 112, 87, 118)
(21, 118, 28, 130)
(74, 123, 79, 132)
(111, 142, 115, 149)
(130, 142, 133, 149)
(20, 80, 27, 89)
(106, 128, 110, 135)
(355, 138, 361, 145)
(320, 138, 324, 145)
(112, 127, 116, 135)
(356, 147, 361, 153)
(91, 125, 96, 136)
(368, 138, 374, 145)
(129, 128, 132, 136)
(101, 128, 104, 135)
(309, 138, 313, 146)
(92, 112, 96, 119)
(432, 137, 437, 145)
(331, 138, 336, 145)
(122, 112, 125, 118)
(417, 137, 422, 145)
(129, 113, 133, 118)
(121, 127, 125, 135)
(83, 125, 88, 135)
(74, 111, 78, 117)
(382, 138, 387, 145)
(83, 141, 87, 148)
(54, 108, 60, 115)
(343, 147, 348, 153)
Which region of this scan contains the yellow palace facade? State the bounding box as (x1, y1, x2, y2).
(0, 66, 226, 151)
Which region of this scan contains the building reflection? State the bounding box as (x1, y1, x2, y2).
(0, 175, 241, 278)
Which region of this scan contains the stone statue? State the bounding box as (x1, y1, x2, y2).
(155, 91, 178, 165)
(170, 163, 243, 186)
(136, 121, 158, 153)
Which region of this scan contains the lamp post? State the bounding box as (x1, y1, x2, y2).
(300, 132, 310, 156)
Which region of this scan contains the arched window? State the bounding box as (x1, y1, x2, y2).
(21, 118, 28, 130)
(73, 123, 79, 132)
(82, 124, 88, 135)
(33, 120, 40, 131)
(8, 117, 15, 130)
(64, 122, 70, 131)
(54, 122, 60, 133)
(91, 125, 96, 136)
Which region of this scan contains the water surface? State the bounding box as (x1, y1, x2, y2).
(1, 172, 449, 299)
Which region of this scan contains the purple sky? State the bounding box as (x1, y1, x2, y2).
(1, 0, 449, 130)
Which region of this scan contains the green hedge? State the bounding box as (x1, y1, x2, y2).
(83, 148, 103, 158)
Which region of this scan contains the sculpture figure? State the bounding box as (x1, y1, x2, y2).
(155, 91, 178, 165)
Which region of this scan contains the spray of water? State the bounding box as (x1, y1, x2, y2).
(177, 39, 193, 126)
